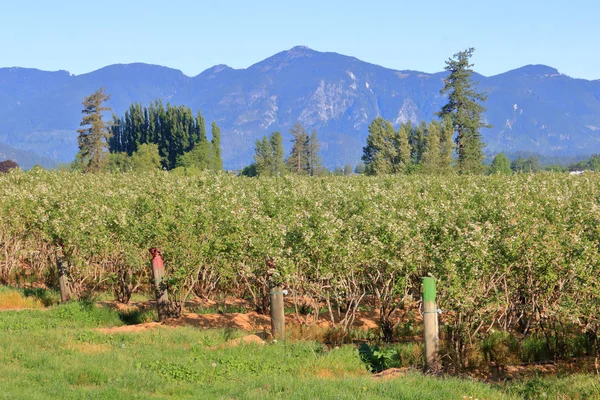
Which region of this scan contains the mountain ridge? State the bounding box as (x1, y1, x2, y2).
(1, 46, 600, 169)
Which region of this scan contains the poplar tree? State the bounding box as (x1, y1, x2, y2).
(76, 87, 112, 172)
(437, 48, 490, 174)
(409, 121, 427, 164)
(397, 123, 412, 172)
(307, 130, 323, 176)
(362, 117, 397, 175)
(254, 136, 274, 176)
(270, 132, 286, 176)
(421, 121, 441, 174)
(211, 122, 223, 171)
(254, 132, 286, 177)
(439, 116, 456, 173)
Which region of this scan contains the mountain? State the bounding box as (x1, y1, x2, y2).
(1, 46, 599, 169)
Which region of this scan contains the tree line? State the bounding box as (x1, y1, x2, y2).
(242, 122, 325, 177)
(73, 89, 222, 173)
(71, 48, 598, 176)
(361, 48, 489, 175)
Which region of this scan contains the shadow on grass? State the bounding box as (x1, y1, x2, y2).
(118, 309, 158, 325)
(21, 287, 60, 307)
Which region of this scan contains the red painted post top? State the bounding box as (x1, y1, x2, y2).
(149, 248, 164, 271)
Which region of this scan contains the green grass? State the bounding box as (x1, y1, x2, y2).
(0, 303, 598, 399)
(0, 286, 60, 309)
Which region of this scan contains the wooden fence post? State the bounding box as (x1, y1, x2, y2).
(269, 283, 285, 340)
(422, 277, 440, 372)
(56, 255, 71, 303)
(150, 248, 169, 322)
(267, 258, 285, 341)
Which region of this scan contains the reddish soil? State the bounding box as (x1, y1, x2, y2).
(97, 322, 166, 334)
(95, 308, 383, 335)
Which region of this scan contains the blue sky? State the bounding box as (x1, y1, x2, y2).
(1, 0, 598, 79)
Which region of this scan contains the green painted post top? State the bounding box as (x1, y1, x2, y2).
(422, 277, 436, 303)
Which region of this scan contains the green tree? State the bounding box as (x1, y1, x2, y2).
(362, 117, 398, 175)
(397, 122, 412, 172)
(131, 143, 162, 171)
(76, 87, 112, 172)
(254, 136, 273, 176)
(511, 156, 539, 173)
(240, 163, 257, 177)
(211, 122, 223, 171)
(409, 121, 427, 164)
(587, 154, 600, 171)
(489, 153, 512, 175)
(254, 132, 286, 177)
(439, 116, 456, 173)
(354, 162, 366, 174)
(307, 130, 324, 176)
(437, 48, 490, 174)
(511, 156, 527, 172)
(176, 141, 211, 170)
(286, 122, 310, 174)
(109, 101, 209, 170)
(421, 121, 441, 174)
(104, 152, 133, 172)
(270, 132, 286, 176)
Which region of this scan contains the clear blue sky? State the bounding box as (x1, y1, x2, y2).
(1, 0, 598, 79)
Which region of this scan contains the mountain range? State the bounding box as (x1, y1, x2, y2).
(1, 46, 600, 170)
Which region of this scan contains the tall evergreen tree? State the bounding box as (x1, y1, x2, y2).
(286, 122, 310, 174)
(211, 122, 223, 171)
(437, 48, 490, 174)
(76, 87, 112, 173)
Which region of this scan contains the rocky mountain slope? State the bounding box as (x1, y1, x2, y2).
(1, 46, 599, 169)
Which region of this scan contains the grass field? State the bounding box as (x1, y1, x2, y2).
(0, 290, 599, 399)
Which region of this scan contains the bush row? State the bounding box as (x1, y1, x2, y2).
(1, 170, 599, 369)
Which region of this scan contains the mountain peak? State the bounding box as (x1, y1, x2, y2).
(502, 64, 560, 77)
(249, 46, 317, 72)
(196, 64, 233, 79)
(287, 45, 314, 54)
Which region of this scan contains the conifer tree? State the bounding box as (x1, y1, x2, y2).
(286, 122, 310, 174)
(76, 87, 112, 173)
(437, 48, 490, 174)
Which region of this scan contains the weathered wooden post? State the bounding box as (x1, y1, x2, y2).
(422, 277, 440, 372)
(267, 258, 285, 341)
(56, 255, 71, 303)
(150, 248, 169, 322)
